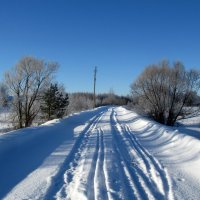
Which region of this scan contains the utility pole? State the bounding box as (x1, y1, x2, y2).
(93, 66, 97, 108)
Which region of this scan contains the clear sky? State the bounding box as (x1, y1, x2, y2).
(0, 0, 200, 95)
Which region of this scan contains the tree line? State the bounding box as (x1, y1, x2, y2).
(0, 56, 129, 130)
(1, 57, 199, 129)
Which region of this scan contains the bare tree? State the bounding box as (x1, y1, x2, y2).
(131, 60, 200, 126)
(5, 56, 58, 128)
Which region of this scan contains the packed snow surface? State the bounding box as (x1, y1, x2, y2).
(0, 106, 200, 200)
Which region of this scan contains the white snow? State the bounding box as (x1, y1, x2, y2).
(0, 106, 199, 200)
(0, 108, 13, 134)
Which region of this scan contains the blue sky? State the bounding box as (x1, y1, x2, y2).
(0, 0, 200, 95)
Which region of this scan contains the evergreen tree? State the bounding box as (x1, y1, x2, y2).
(56, 92, 69, 118)
(41, 84, 69, 120)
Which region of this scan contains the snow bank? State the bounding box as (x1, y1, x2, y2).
(115, 107, 200, 200)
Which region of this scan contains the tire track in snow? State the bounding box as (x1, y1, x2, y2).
(58, 111, 109, 200)
(44, 107, 174, 200)
(112, 108, 174, 200)
(85, 127, 108, 200)
(99, 108, 141, 200)
(93, 128, 108, 200)
(111, 138, 145, 200)
(124, 124, 174, 200)
(85, 128, 100, 199)
(110, 110, 151, 200)
(43, 110, 105, 200)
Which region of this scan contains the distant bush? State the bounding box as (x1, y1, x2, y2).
(67, 93, 94, 114)
(67, 92, 130, 114)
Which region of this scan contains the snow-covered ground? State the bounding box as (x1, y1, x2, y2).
(0, 108, 13, 134)
(177, 115, 200, 140)
(0, 106, 199, 200)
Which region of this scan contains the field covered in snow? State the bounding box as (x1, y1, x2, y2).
(0, 106, 199, 200)
(0, 108, 13, 134)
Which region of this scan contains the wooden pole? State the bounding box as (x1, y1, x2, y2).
(93, 66, 97, 108)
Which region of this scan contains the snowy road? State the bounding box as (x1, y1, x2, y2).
(45, 108, 173, 200)
(1, 106, 200, 200)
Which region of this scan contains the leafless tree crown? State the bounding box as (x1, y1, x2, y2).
(131, 60, 200, 126)
(5, 56, 58, 128)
